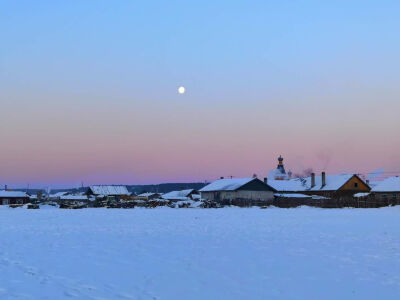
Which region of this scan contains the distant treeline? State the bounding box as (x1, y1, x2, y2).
(127, 183, 207, 194)
(13, 182, 207, 195)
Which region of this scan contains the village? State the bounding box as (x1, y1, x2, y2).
(1, 156, 399, 210)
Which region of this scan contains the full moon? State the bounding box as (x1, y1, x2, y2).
(178, 86, 185, 94)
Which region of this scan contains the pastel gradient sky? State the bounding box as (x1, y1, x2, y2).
(1, 1, 400, 188)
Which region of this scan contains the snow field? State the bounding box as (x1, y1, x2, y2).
(0, 206, 399, 299)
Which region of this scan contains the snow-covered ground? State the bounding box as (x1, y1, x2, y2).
(1, 206, 400, 299)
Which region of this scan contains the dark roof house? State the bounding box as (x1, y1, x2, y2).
(200, 177, 276, 204)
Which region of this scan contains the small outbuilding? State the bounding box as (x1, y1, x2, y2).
(370, 176, 400, 205)
(162, 189, 199, 201)
(87, 185, 130, 201)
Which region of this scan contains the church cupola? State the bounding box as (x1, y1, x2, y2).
(267, 155, 290, 180)
(276, 155, 286, 178)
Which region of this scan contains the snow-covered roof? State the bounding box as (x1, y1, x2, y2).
(268, 179, 308, 192)
(372, 177, 400, 192)
(89, 185, 129, 196)
(162, 189, 195, 200)
(0, 190, 29, 198)
(269, 174, 360, 192)
(50, 191, 69, 198)
(367, 181, 380, 188)
(310, 174, 355, 191)
(200, 178, 258, 192)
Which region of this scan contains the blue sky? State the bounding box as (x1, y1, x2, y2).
(1, 1, 400, 187)
(3, 0, 399, 99)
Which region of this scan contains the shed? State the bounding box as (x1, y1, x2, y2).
(88, 185, 130, 200)
(162, 189, 199, 201)
(370, 176, 400, 204)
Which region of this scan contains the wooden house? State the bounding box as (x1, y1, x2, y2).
(0, 191, 30, 205)
(87, 185, 130, 201)
(306, 173, 370, 198)
(162, 189, 199, 202)
(269, 172, 370, 199)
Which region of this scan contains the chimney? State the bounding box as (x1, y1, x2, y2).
(311, 173, 315, 188)
(4, 185, 7, 191)
(322, 172, 326, 187)
(264, 177, 268, 184)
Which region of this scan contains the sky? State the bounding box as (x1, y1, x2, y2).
(1, 0, 400, 188)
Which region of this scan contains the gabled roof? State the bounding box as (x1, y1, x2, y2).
(89, 185, 129, 196)
(200, 178, 254, 192)
(162, 189, 195, 200)
(309, 174, 355, 191)
(269, 174, 365, 192)
(199, 177, 272, 192)
(372, 177, 400, 192)
(0, 190, 29, 198)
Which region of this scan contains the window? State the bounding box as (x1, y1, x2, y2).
(354, 182, 358, 188)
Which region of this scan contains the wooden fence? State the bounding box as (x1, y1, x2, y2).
(219, 197, 400, 208)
